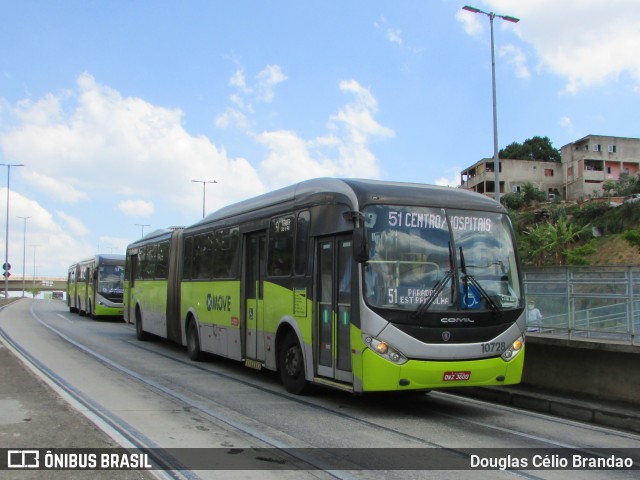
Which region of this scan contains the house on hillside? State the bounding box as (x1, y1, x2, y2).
(460, 157, 563, 199)
(460, 135, 640, 202)
(562, 135, 640, 201)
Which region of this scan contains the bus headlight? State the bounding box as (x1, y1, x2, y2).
(501, 336, 524, 362)
(363, 335, 408, 365)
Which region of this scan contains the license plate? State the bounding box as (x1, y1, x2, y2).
(443, 371, 471, 381)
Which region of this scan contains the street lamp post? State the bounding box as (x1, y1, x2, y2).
(1, 163, 24, 299)
(29, 244, 38, 297)
(135, 224, 150, 238)
(17, 216, 30, 297)
(192, 180, 217, 219)
(462, 5, 519, 204)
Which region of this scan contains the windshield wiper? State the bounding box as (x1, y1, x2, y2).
(413, 270, 452, 318)
(414, 242, 454, 318)
(459, 247, 502, 317)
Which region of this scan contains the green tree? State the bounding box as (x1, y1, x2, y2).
(499, 136, 561, 163)
(521, 217, 590, 266)
(607, 173, 639, 197)
(501, 191, 525, 211)
(521, 182, 546, 203)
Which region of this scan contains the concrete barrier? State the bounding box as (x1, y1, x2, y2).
(522, 335, 640, 406)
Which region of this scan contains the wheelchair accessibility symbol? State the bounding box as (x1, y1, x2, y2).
(461, 284, 480, 309)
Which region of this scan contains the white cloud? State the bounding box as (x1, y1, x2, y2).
(257, 130, 336, 187)
(217, 64, 287, 130)
(499, 44, 530, 79)
(56, 211, 89, 236)
(471, 1, 640, 93)
(23, 171, 88, 203)
(258, 80, 394, 186)
(374, 16, 404, 47)
(0, 190, 94, 277)
(229, 68, 248, 90)
(434, 167, 462, 188)
(559, 116, 573, 128)
(456, 9, 484, 36)
(1, 73, 264, 215)
(118, 199, 155, 217)
(255, 65, 287, 102)
(215, 108, 249, 129)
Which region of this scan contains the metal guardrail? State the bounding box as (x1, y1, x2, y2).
(523, 266, 640, 345)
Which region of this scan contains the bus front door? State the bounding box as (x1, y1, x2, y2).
(317, 236, 353, 383)
(244, 232, 266, 361)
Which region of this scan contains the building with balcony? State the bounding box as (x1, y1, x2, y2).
(460, 135, 640, 201)
(562, 135, 640, 201)
(460, 157, 563, 199)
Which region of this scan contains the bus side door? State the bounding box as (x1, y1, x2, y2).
(316, 235, 353, 383)
(244, 232, 266, 361)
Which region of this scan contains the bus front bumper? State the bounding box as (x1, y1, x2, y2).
(359, 346, 525, 392)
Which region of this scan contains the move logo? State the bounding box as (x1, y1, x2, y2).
(206, 293, 232, 312)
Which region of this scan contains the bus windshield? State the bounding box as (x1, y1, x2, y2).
(363, 205, 521, 312)
(99, 264, 125, 301)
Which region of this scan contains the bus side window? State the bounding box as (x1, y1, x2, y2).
(156, 241, 169, 279)
(138, 247, 147, 280)
(295, 211, 310, 276)
(145, 245, 158, 279)
(193, 233, 214, 279)
(268, 215, 294, 276)
(213, 226, 239, 278)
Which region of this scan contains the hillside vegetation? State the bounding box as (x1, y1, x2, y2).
(505, 180, 640, 267)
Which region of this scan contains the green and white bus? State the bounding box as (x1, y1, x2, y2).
(67, 254, 126, 319)
(124, 178, 525, 394)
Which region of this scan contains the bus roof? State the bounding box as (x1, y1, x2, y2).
(126, 228, 183, 250)
(69, 254, 125, 270)
(188, 177, 505, 230)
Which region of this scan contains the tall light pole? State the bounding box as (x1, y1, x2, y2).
(135, 224, 150, 238)
(29, 244, 38, 296)
(462, 5, 519, 204)
(17, 216, 30, 297)
(192, 179, 217, 219)
(1, 163, 24, 299)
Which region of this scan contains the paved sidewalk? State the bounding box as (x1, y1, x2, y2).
(0, 300, 153, 479)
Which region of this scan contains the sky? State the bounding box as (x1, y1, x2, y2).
(0, 0, 639, 280)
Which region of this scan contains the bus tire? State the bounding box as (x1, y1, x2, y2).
(279, 331, 309, 395)
(135, 307, 148, 341)
(186, 319, 202, 361)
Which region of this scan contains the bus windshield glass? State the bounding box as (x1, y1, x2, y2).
(362, 205, 521, 312)
(99, 264, 125, 301)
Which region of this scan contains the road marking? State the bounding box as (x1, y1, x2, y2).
(57, 313, 74, 323)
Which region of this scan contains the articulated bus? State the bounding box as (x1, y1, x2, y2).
(124, 178, 525, 394)
(67, 254, 126, 319)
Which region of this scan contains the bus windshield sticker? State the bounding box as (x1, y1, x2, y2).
(293, 288, 307, 317)
(388, 287, 451, 306)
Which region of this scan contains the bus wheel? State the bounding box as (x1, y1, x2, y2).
(279, 331, 309, 395)
(135, 308, 148, 341)
(186, 320, 202, 361)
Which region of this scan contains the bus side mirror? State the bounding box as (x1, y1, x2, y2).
(353, 226, 369, 263)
